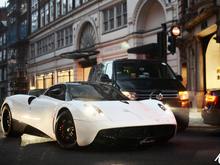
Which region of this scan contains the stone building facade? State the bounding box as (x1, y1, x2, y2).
(178, 0, 220, 108)
(28, 0, 181, 90)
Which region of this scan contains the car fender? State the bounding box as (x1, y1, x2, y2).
(140, 99, 177, 123)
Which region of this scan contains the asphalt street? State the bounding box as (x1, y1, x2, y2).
(0, 125, 220, 165)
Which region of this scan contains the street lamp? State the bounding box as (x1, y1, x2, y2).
(168, 25, 181, 54)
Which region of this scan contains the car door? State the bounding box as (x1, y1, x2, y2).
(28, 85, 66, 138)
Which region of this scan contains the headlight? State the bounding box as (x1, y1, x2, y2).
(178, 91, 189, 101)
(158, 103, 166, 111)
(121, 91, 136, 100)
(83, 104, 104, 117)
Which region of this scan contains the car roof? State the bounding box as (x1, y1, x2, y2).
(102, 59, 165, 63)
(43, 82, 112, 94)
(62, 81, 111, 86)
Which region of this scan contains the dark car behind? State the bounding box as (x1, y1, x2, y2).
(202, 90, 220, 125)
(89, 59, 191, 130)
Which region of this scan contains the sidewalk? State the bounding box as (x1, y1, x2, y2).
(189, 109, 218, 128)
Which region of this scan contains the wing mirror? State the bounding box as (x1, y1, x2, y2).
(176, 75, 183, 81)
(28, 96, 37, 105)
(100, 74, 112, 82)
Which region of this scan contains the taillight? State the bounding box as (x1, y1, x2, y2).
(178, 91, 189, 101)
(205, 94, 217, 104)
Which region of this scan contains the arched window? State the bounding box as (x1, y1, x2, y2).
(79, 22, 96, 50)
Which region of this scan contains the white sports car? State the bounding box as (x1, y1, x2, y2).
(1, 82, 177, 149)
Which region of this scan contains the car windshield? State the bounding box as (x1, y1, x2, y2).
(67, 84, 128, 101)
(115, 61, 176, 80)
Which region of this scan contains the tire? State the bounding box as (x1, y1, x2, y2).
(55, 111, 77, 149)
(1, 105, 25, 137)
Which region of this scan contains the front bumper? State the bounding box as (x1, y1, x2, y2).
(95, 124, 176, 145)
(74, 119, 176, 146)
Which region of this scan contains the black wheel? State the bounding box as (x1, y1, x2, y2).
(55, 111, 77, 149)
(1, 105, 24, 137)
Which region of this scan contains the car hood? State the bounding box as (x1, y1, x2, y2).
(117, 79, 185, 91)
(74, 100, 176, 125)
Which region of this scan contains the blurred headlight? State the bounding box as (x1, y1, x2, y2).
(121, 91, 136, 100)
(178, 91, 189, 101)
(84, 104, 104, 117)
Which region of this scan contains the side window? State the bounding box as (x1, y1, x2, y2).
(88, 65, 97, 81)
(44, 85, 66, 101)
(96, 63, 105, 81)
(105, 62, 113, 80)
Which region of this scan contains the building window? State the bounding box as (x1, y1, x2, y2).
(36, 34, 55, 56)
(31, 43, 35, 58)
(56, 0, 61, 18)
(67, 0, 73, 11)
(44, 73, 54, 88)
(36, 73, 53, 89)
(3, 33, 6, 44)
(3, 68, 6, 81)
(83, 67, 91, 81)
(0, 69, 2, 81)
(0, 51, 2, 62)
(36, 75, 44, 89)
(57, 29, 64, 48)
(3, 50, 6, 61)
(37, 40, 41, 55)
(19, 20, 27, 39)
(79, 22, 96, 49)
(65, 26, 73, 46)
(102, 1, 127, 33)
(48, 34, 55, 52)
(0, 36, 2, 46)
(62, 0, 67, 15)
(83, 0, 89, 3)
(57, 69, 74, 83)
(122, 2, 127, 25)
(40, 7, 45, 28)
(75, 0, 81, 7)
(50, 0, 54, 22)
(31, 0, 38, 11)
(57, 26, 73, 49)
(31, 11, 38, 32)
(116, 4, 122, 27)
(45, 3, 49, 25)
(103, 11, 108, 32)
(109, 8, 114, 30)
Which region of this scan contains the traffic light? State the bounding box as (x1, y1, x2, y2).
(157, 30, 167, 60)
(168, 36, 176, 54)
(168, 25, 181, 55)
(157, 23, 167, 61)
